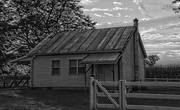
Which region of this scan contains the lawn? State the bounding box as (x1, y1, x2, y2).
(0, 87, 180, 110)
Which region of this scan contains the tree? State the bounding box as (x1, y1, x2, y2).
(0, 0, 96, 74)
(172, 0, 180, 13)
(145, 55, 160, 67)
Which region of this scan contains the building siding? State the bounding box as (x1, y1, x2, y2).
(33, 54, 89, 87)
(122, 35, 134, 81)
(138, 43, 145, 81)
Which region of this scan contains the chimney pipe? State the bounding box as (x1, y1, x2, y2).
(133, 18, 138, 28)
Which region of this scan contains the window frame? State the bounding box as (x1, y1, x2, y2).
(69, 59, 86, 75)
(52, 60, 60, 76)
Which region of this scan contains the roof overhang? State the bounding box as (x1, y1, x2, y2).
(9, 56, 31, 64)
(81, 52, 122, 64)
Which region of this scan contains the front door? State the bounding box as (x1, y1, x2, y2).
(97, 64, 114, 81)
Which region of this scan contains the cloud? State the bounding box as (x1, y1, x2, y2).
(83, 8, 112, 11)
(125, 15, 131, 18)
(95, 23, 102, 26)
(83, 7, 133, 12)
(147, 50, 180, 64)
(104, 12, 114, 17)
(113, 1, 123, 5)
(141, 32, 180, 54)
(80, 0, 92, 4)
(80, 0, 97, 5)
(138, 3, 149, 15)
(140, 27, 157, 35)
(139, 3, 149, 13)
(164, 22, 180, 30)
(132, 0, 142, 5)
(93, 13, 105, 17)
(113, 7, 129, 11)
(116, 13, 121, 17)
(141, 18, 151, 21)
(123, 21, 131, 23)
(161, 4, 176, 11)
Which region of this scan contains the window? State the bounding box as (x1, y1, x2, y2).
(52, 60, 60, 75)
(69, 59, 86, 75)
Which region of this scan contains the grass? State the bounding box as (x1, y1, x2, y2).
(19, 88, 89, 110)
(0, 87, 180, 110)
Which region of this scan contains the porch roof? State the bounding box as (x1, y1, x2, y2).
(81, 52, 121, 64)
(9, 56, 31, 64)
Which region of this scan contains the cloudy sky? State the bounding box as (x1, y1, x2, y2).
(80, 0, 180, 65)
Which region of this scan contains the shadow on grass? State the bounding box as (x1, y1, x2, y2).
(18, 88, 90, 110)
(16, 87, 180, 110)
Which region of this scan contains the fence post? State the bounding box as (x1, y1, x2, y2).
(122, 80, 127, 110)
(94, 79, 97, 110)
(119, 80, 122, 110)
(14, 72, 17, 88)
(90, 77, 94, 110)
(119, 80, 127, 110)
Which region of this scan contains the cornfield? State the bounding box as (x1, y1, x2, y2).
(146, 65, 180, 78)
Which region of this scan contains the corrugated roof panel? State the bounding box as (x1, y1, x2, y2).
(86, 28, 109, 51)
(78, 29, 100, 52)
(60, 31, 85, 53)
(46, 32, 70, 53)
(39, 32, 64, 54)
(27, 33, 54, 56)
(52, 31, 77, 53)
(69, 30, 93, 53)
(104, 27, 126, 50)
(95, 28, 117, 51)
(114, 27, 135, 50)
(81, 53, 121, 64)
(26, 26, 139, 56)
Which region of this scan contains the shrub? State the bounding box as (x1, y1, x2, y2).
(146, 64, 180, 78)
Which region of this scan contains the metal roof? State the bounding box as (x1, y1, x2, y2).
(27, 26, 136, 56)
(81, 53, 122, 64)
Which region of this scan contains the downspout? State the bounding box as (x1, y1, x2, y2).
(91, 64, 94, 77)
(30, 55, 36, 87)
(117, 60, 120, 80)
(113, 65, 115, 82)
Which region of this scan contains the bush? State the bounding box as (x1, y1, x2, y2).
(146, 64, 180, 78)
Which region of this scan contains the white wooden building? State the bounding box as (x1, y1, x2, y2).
(11, 18, 147, 88)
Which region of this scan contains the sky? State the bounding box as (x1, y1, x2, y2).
(80, 0, 180, 65)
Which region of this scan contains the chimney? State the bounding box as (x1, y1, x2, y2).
(133, 18, 138, 28)
(133, 18, 139, 81)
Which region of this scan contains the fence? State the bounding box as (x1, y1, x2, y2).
(146, 78, 180, 82)
(0, 75, 30, 88)
(90, 77, 180, 110)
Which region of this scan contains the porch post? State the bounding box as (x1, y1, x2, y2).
(90, 77, 94, 110)
(85, 65, 87, 92)
(91, 64, 96, 77)
(118, 60, 121, 80)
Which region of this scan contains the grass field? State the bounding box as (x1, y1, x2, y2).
(0, 87, 180, 110)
